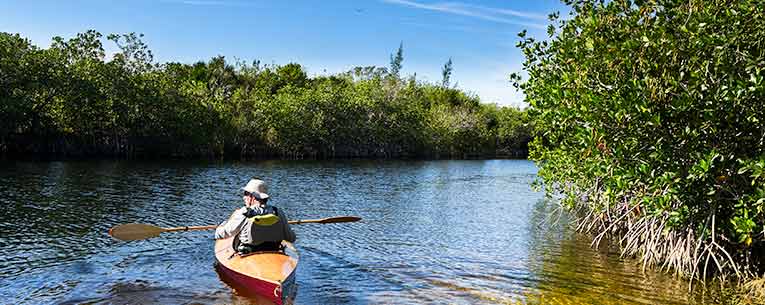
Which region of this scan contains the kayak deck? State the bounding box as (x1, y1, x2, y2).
(214, 237, 298, 304)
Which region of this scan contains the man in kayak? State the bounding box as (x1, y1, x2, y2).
(215, 178, 296, 253)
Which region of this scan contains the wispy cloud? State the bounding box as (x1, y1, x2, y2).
(382, 0, 546, 29)
(470, 4, 547, 20)
(401, 21, 479, 34)
(400, 20, 526, 37)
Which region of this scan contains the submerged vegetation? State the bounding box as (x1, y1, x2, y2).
(0, 31, 530, 159)
(516, 0, 764, 298)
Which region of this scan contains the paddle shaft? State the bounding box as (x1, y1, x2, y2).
(162, 217, 356, 232)
(164, 225, 217, 232)
(109, 216, 361, 241)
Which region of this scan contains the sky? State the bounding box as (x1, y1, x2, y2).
(1, 0, 567, 107)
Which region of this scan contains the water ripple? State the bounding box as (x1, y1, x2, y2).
(0, 160, 714, 304)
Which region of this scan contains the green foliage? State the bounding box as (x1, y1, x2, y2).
(517, 0, 765, 277)
(0, 33, 35, 136)
(0, 31, 530, 159)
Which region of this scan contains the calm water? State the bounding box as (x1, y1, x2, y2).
(0, 160, 716, 304)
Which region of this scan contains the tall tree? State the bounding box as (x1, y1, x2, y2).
(389, 42, 403, 77)
(441, 57, 452, 88)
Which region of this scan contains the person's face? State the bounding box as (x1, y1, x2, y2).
(243, 191, 257, 206)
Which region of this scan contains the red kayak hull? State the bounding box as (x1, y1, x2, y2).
(214, 238, 298, 305)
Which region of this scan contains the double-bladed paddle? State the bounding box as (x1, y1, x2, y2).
(109, 216, 362, 241)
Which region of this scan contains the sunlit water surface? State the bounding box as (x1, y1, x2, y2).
(0, 160, 718, 304)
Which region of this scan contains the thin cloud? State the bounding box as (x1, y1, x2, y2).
(401, 21, 480, 34)
(382, 0, 546, 29)
(400, 20, 523, 37)
(464, 4, 548, 20)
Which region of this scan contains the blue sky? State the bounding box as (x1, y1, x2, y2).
(1, 0, 567, 107)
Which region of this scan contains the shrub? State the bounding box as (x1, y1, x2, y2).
(517, 0, 765, 279)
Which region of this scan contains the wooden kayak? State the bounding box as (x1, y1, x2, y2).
(214, 237, 299, 305)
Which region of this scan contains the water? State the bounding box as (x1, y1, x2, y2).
(0, 160, 716, 304)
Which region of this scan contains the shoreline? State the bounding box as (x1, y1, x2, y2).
(0, 153, 530, 162)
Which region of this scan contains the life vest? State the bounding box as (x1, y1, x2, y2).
(240, 205, 288, 246)
(243, 205, 280, 226)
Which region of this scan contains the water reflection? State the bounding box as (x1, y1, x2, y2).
(0, 160, 717, 304)
(523, 201, 705, 304)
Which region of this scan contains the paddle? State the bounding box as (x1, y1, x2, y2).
(109, 216, 362, 241)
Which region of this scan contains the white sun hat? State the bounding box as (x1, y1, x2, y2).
(241, 178, 270, 199)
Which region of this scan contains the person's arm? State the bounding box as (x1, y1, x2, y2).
(215, 208, 247, 240)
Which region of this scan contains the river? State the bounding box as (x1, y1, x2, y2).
(0, 160, 716, 304)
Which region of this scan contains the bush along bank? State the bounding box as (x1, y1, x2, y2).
(514, 0, 764, 300)
(0, 32, 531, 160)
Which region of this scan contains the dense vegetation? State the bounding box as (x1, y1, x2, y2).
(0, 31, 530, 159)
(516, 0, 764, 292)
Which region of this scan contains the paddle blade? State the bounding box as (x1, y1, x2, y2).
(316, 216, 362, 224)
(109, 223, 165, 241)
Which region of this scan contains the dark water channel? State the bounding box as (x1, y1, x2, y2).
(0, 160, 717, 304)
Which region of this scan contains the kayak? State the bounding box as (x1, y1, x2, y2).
(214, 237, 299, 304)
